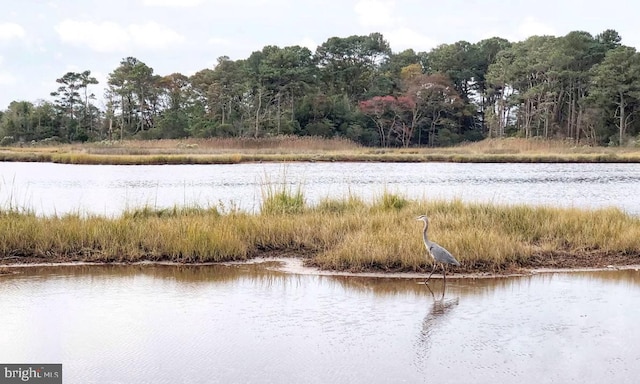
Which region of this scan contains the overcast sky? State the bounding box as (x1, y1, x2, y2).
(1, 0, 638, 110)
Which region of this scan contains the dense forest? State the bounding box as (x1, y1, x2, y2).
(1, 29, 638, 147)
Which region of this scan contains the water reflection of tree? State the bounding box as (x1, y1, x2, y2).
(10, 263, 638, 294)
(6, 263, 294, 287)
(327, 275, 427, 296)
(572, 269, 640, 287)
(414, 294, 460, 372)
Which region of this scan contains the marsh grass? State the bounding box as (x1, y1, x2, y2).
(3, 137, 640, 164)
(123, 205, 221, 219)
(373, 191, 410, 211)
(314, 193, 365, 213)
(1, 193, 639, 272)
(260, 171, 305, 215)
(90, 136, 362, 152)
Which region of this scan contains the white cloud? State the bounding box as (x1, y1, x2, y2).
(129, 22, 185, 49)
(55, 20, 129, 52)
(0, 71, 16, 85)
(352, 0, 435, 52)
(55, 20, 185, 52)
(92, 71, 108, 86)
(86, 70, 107, 105)
(40, 79, 61, 96)
(385, 27, 437, 52)
(0, 56, 13, 85)
(517, 17, 556, 39)
(476, 29, 503, 41)
(142, 0, 203, 7)
(297, 37, 317, 51)
(354, 0, 398, 28)
(208, 37, 232, 46)
(0, 22, 25, 41)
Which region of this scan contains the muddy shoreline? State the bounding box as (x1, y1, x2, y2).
(1, 256, 639, 279)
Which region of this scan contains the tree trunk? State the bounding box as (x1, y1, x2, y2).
(120, 96, 126, 140)
(255, 88, 262, 138)
(277, 92, 281, 135)
(619, 92, 625, 146)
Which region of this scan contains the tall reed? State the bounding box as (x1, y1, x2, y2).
(1, 196, 639, 272)
(260, 171, 305, 215)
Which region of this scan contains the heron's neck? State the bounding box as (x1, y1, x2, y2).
(422, 221, 429, 244)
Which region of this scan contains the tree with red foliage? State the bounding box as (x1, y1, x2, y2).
(388, 95, 415, 147)
(358, 95, 407, 147)
(360, 66, 463, 147)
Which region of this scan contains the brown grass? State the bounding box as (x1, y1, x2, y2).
(1, 137, 640, 165)
(1, 195, 639, 274)
(75, 136, 361, 154)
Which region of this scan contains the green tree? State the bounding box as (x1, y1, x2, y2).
(190, 56, 251, 137)
(107, 57, 160, 138)
(50, 71, 99, 141)
(424, 41, 477, 101)
(596, 29, 622, 51)
(558, 31, 604, 141)
(5, 29, 640, 146)
(590, 46, 640, 145)
(262, 45, 317, 134)
(377, 49, 423, 95)
(487, 36, 566, 138)
(155, 73, 190, 139)
(245, 45, 317, 136)
(32, 101, 62, 140)
(315, 33, 391, 101)
(410, 73, 463, 146)
(473, 37, 511, 133)
(0, 101, 34, 141)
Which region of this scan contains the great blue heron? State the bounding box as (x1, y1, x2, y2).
(416, 215, 460, 288)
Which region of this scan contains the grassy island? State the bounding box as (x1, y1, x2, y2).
(1, 189, 639, 273)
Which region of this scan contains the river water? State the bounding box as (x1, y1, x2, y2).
(1, 264, 639, 383)
(1, 162, 639, 216)
(1, 161, 640, 383)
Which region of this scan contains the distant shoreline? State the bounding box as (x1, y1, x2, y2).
(1, 258, 639, 279)
(2, 137, 640, 165)
(3, 151, 640, 165)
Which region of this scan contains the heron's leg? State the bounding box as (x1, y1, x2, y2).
(442, 264, 447, 295)
(424, 263, 438, 284)
(424, 281, 436, 299)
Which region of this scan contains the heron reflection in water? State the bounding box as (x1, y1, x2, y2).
(421, 296, 460, 337)
(415, 292, 460, 369)
(416, 215, 460, 293)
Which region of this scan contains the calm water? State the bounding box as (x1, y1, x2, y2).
(1, 265, 639, 383)
(1, 162, 639, 216)
(2, 161, 639, 383)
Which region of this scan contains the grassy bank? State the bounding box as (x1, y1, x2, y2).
(2, 137, 640, 165)
(1, 193, 639, 273)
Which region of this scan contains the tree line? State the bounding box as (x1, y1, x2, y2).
(1, 29, 638, 147)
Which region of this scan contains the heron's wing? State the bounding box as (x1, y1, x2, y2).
(429, 242, 461, 266)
